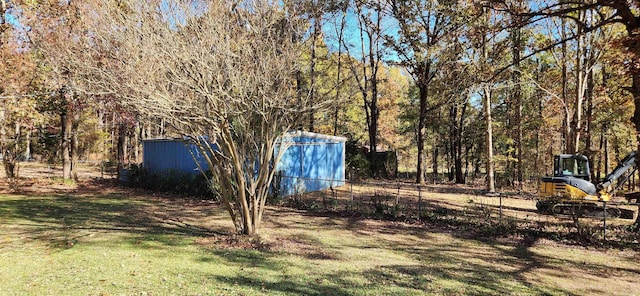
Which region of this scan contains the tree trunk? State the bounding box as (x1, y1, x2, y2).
(570, 25, 586, 154)
(351, 2, 381, 178)
(454, 148, 463, 184)
(3, 122, 20, 179)
(597, 128, 604, 181)
(480, 8, 495, 192)
(368, 99, 378, 177)
(604, 134, 609, 180)
(71, 112, 80, 181)
(585, 68, 595, 180)
(61, 112, 72, 180)
(561, 19, 571, 153)
(433, 141, 439, 183)
(0, 105, 7, 177)
(333, 7, 346, 136)
(116, 123, 126, 178)
(416, 79, 429, 184)
(97, 107, 106, 162)
(474, 148, 481, 179)
(631, 69, 640, 229)
(292, 26, 304, 132)
(623, 17, 640, 228)
(483, 85, 495, 192)
(449, 99, 465, 184)
(110, 112, 116, 158)
(464, 145, 471, 181)
(511, 24, 523, 189)
(449, 104, 457, 182)
(160, 118, 165, 137)
(308, 13, 322, 133)
(23, 129, 31, 160)
(367, 44, 380, 178)
(455, 99, 467, 184)
(133, 119, 141, 163)
(447, 140, 453, 182)
(535, 63, 543, 179)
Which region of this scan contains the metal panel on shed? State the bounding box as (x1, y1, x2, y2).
(276, 131, 346, 196)
(143, 139, 209, 174)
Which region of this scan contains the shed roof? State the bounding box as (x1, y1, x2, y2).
(285, 131, 347, 142)
(142, 132, 346, 143)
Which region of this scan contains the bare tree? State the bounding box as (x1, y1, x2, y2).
(469, 5, 511, 193)
(385, 0, 468, 184)
(73, 0, 326, 235)
(331, 1, 348, 136)
(537, 6, 611, 155)
(26, 0, 89, 180)
(344, 0, 384, 177)
(0, 0, 10, 178)
(510, 4, 524, 189)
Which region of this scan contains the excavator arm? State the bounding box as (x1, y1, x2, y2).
(597, 151, 637, 198)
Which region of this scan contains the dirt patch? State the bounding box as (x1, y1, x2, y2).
(194, 234, 338, 260)
(266, 236, 338, 259)
(1, 177, 96, 194)
(194, 235, 269, 250)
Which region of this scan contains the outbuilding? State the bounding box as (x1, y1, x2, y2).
(275, 131, 346, 196)
(142, 131, 346, 196)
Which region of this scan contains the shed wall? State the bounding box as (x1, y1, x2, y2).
(143, 140, 209, 174)
(142, 132, 346, 196)
(276, 135, 345, 196)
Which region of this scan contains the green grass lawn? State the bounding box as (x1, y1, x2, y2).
(0, 188, 639, 295)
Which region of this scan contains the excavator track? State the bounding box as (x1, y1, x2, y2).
(536, 201, 621, 218)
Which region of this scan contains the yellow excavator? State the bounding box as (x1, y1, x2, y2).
(538, 152, 637, 217)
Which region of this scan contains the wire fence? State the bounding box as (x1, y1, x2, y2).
(277, 175, 538, 219)
(3, 161, 638, 243)
(273, 176, 640, 242)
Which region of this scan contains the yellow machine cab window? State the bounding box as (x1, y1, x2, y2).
(554, 154, 590, 181)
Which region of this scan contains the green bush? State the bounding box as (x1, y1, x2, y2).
(345, 140, 370, 180)
(347, 153, 370, 180)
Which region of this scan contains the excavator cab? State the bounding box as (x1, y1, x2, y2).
(553, 154, 590, 182)
(539, 154, 597, 207)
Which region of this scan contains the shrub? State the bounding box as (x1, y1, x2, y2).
(126, 164, 218, 199)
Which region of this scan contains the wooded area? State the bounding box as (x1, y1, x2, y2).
(2, 0, 640, 234)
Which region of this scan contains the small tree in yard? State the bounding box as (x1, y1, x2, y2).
(72, 0, 327, 235)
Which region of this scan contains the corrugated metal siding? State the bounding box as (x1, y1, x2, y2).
(143, 132, 346, 196)
(277, 134, 346, 196)
(143, 140, 209, 174)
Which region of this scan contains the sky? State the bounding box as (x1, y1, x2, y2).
(3, 5, 20, 27)
(320, 5, 400, 63)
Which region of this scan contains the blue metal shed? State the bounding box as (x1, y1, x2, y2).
(142, 139, 210, 174)
(276, 131, 346, 196)
(142, 131, 346, 196)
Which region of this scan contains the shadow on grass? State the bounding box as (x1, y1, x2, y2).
(282, 194, 640, 251)
(200, 239, 577, 296)
(210, 273, 355, 296)
(0, 191, 227, 250)
(260, 205, 640, 295)
(1, 181, 636, 295)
